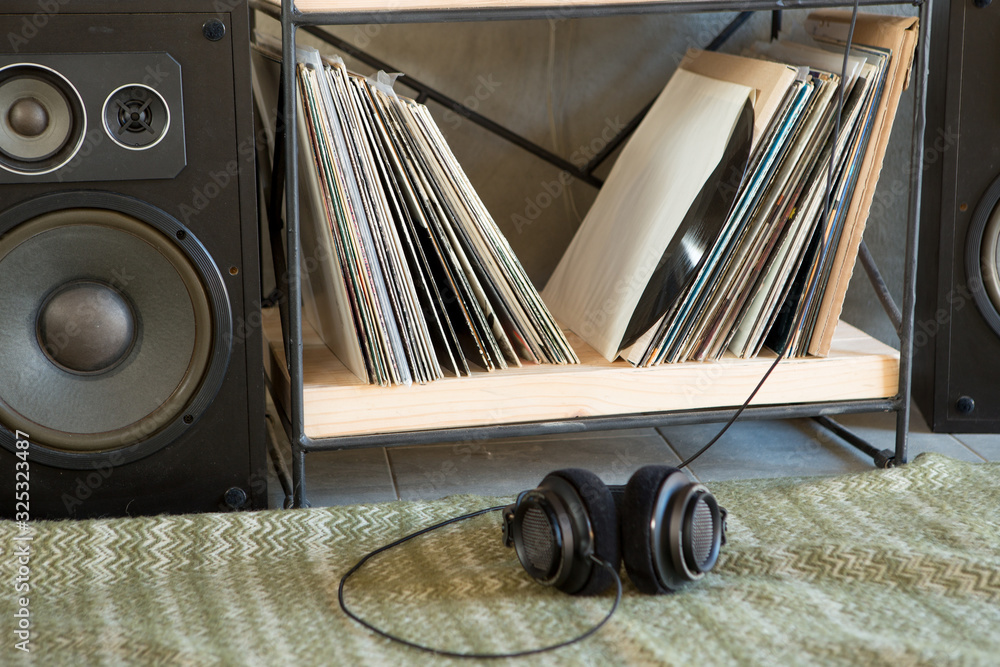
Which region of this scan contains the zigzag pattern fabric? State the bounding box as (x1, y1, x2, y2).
(2, 453, 999, 664)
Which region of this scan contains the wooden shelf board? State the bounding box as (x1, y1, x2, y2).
(263, 309, 899, 441)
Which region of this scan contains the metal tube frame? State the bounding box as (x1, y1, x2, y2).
(264, 0, 931, 509)
(256, 3, 757, 188)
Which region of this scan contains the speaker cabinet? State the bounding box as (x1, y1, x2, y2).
(0, 1, 266, 517)
(915, 0, 1000, 432)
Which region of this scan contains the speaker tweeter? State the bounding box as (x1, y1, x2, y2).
(103, 84, 170, 150)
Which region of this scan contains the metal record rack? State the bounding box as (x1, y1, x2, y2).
(253, 0, 933, 509)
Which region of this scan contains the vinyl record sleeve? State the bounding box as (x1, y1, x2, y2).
(646, 76, 815, 365)
(543, 69, 755, 362)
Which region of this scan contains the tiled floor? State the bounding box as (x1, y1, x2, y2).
(267, 403, 999, 509)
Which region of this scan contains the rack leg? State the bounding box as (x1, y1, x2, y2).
(292, 445, 310, 509)
(281, 0, 310, 510)
(813, 416, 896, 468)
(891, 0, 933, 468)
(894, 402, 910, 467)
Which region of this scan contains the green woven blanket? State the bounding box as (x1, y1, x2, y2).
(2, 453, 998, 665)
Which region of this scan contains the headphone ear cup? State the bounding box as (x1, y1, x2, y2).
(620, 465, 684, 594)
(543, 469, 621, 596)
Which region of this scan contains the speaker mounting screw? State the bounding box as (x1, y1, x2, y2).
(203, 19, 227, 42)
(224, 487, 248, 510)
(956, 396, 976, 414)
(183, 414, 194, 424)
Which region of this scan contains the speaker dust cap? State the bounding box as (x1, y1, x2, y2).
(0, 192, 232, 469)
(0, 63, 86, 175)
(37, 280, 137, 375)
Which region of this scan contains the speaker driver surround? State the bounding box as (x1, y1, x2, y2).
(0, 63, 85, 174)
(0, 192, 232, 468)
(966, 174, 1000, 340)
(978, 205, 1000, 316)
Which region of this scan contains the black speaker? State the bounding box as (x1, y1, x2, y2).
(0, 0, 266, 518)
(915, 0, 1000, 432)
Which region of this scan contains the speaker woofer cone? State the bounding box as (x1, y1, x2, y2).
(0, 64, 86, 175)
(0, 192, 231, 469)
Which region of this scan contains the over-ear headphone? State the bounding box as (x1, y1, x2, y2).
(501, 466, 726, 595)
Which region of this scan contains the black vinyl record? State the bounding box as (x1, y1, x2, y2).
(619, 100, 754, 352)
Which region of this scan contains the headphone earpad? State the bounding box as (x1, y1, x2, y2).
(545, 468, 621, 596)
(620, 465, 682, 594)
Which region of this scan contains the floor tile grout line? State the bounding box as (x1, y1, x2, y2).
(655, 429, 702, 483)
(383, 447, 402, 501)
(942, 434, 989, 463)
(950, 434, 1000, 462)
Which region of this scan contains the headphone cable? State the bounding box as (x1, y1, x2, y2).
(338, 0, 862, 656)
(679, 0, 859, 471)
(338, 505, 622, 659)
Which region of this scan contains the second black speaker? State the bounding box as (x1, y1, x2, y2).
(915, 0, 1000, 433)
